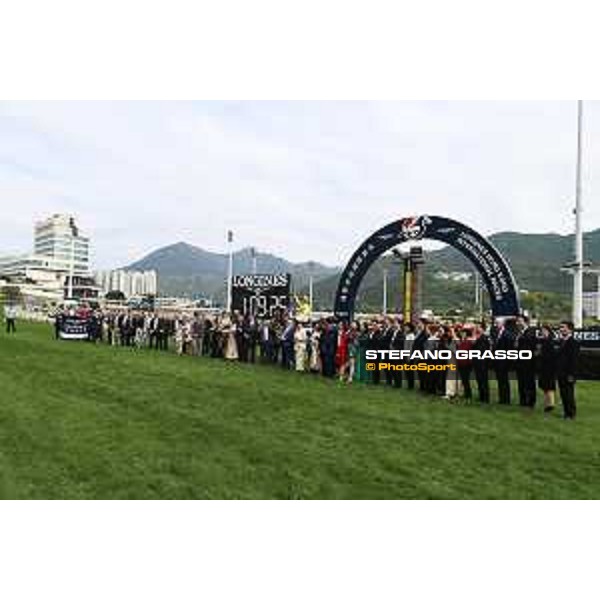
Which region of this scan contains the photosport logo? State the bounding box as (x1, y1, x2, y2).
(365, 361, 457, 373)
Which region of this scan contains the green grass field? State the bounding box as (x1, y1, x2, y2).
(0, 321, 599, 499)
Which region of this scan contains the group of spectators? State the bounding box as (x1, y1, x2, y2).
(357, 315, 579, 419)
(53, 306, 581, 419)
(55, 308, 349, 375)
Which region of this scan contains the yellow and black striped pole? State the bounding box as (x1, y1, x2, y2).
(403, 259, 413, 323)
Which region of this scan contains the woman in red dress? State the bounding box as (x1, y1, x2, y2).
(336, 321, 350, 382)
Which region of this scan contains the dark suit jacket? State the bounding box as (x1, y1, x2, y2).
(556, 335, 579, 380)
(390, 328, 405, 351)
(495, 328, 515, 352)
(412, 330, 428, 354)
(366, 331, 385, 352)
(472, 334, 490, 369)
(381, 327, 394, 350)
(516, 327, 537, 373)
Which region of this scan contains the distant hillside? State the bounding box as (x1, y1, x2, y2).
(126, 242, 337, 303)
(310, 229, 600, 316)
(427, 229, 600, 295)
(126, 229, 600, 318)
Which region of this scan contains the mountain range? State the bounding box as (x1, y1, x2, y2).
(127, 243, 338, 302)
(126, 229, 600, 316)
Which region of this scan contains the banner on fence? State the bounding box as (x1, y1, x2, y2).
(58, 316, 89, 340)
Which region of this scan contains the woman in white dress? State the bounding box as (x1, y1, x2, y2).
(442, 326, 459, 400)
(309, 323, 321, 373)
(175, 317, 184, 355)
(223, 314, 239, 360)
(134, 316, 145, 350)
(294, 321, 308, 372)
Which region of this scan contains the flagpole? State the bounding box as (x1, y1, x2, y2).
(226, 230, 233, 313)
(573, 100, 584, 328)
(251, 246, 257, 275)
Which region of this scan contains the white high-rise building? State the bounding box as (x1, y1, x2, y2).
(95, 269, 158, 298)
(34, 214, 90, 275)
(0, 214, 97, 304)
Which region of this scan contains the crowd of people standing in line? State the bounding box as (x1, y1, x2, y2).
(359, 315, 579, 420)
(54, 307, 581, 420)
(56, 308, 350, 376)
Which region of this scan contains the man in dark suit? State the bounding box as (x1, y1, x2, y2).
(88, 311, 100, 343)
(472, 325, 490, 403)
(402, 322, 416, 390)
(202, 317, 214, 356)
(389, 318, 405, 388)
(54, 310, 63, 340)
(494, 318, 516, 405)
(280, 318, 295, 370)
(516, 316, 538, 408)
(148, 313, 160, 349)
(412, 319, 429, 393)
(118, 312, 132, 347)
(158, 315, 170, 351)
(320, 318, 338, 377)
(556, 320, 579, 420)
(243, 315, 258, 364)
(380, 318, 395, 386)
(366, 321, 384, 385)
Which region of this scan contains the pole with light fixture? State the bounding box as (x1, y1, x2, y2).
(573, 100, 584, 328)
(226, 230, 234, 313)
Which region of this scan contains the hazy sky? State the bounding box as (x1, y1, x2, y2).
(1, 101, 598, 269)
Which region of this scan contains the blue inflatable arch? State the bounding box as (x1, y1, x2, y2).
(333, 215, 521, 320)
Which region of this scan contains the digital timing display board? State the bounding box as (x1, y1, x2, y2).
(231, 273, 291, 317)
